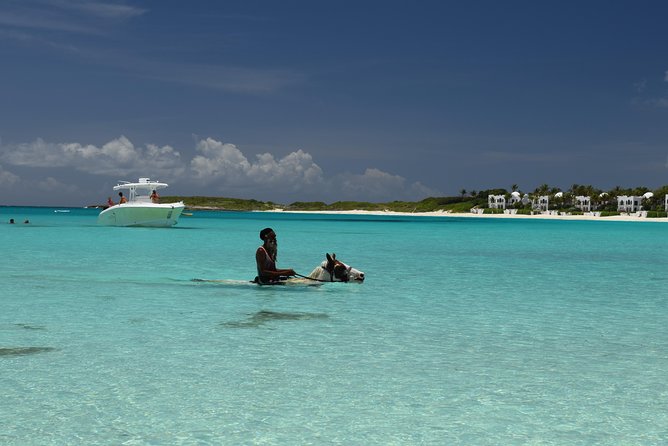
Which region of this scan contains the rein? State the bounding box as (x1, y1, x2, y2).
(295, 272, 330, 282)
(296, 263, 349, 283)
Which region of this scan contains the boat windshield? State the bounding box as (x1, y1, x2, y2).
(113, 178, 168, 202)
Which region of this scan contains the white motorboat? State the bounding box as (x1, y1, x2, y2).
(97, 178, 185, 227)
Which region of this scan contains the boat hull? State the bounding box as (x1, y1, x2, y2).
(97, 202, 185, 227)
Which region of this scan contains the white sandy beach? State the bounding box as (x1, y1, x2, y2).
(268, 208, 668, 222)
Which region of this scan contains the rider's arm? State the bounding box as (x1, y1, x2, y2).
(256, 249, 296, 278)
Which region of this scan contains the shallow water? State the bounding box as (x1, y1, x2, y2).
(1, 207, 667, 445)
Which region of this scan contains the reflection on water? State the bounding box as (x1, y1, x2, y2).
(14, 323, 47, 330)
(221, 310, 329, 328)
(0, 347, 57, 357)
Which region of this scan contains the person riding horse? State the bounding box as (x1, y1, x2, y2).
(254, 228, 296, 284)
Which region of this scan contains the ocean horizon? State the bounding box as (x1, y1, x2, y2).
(2, 207, 667, 445)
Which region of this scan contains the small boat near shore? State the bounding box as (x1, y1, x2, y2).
(97, 178, 184, 227)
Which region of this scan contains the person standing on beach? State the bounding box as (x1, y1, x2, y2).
(254, 227, 296, 284)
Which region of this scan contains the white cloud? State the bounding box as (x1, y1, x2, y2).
(146, 143, 185, 171)
(0, 136, 182, 177)
(37, 176, 79, 195)
(100, 136, 138, 163)
(3, 138, 62, 167)
(247, 150, 323, 188)
(191, 138, 251, 182)
(0, 1, 146, 35)
(0, 3, 300, 95)
(190, 138, 324, 194)
(143, 64, 305, 94)
(54, 1, 147, 20)
(339, 168, 406, 198)
(0, 135, 437, 203)
(0, 164, 19, 186)
(408, 181, 442, 199)
(334, 168, 440, 202)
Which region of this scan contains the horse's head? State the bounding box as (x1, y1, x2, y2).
(320, 253, 365, 283)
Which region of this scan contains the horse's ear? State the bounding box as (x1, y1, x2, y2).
(326, 253, 333, 262)
(331, 253, 336, 260)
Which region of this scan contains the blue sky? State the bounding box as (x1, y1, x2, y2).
(1, 0, 667, 206)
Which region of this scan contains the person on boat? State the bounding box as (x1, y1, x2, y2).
(254, 227, 296, 284)
(107, 197, 114, 207)
(150, 189, 160, 203)
(118, 192, 128, 204)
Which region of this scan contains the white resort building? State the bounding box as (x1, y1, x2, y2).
(574, 196, 591, 212)
(533, 196, 549, 212)
(488, 195, 506, 209)
(617, 195, 643, 213)
(665, 194, 668, 212)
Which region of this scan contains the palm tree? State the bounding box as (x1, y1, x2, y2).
(460, 189, 467, 198)
(534, 184, 549, 196)
(608, 185, 623, 198)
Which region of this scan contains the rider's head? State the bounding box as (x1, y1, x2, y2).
(259, 227, 275, 241)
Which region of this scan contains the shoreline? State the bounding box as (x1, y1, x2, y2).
(263, 208, 668, 223)
(3, 204, 667, 223)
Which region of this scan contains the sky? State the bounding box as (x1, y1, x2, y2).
(1, 0, 668, 206)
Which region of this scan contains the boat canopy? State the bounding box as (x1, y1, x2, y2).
(113, 178, 168, 190)
(112, 178, 169, 202)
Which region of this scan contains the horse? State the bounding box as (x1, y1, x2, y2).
(306, 253, 365, 283)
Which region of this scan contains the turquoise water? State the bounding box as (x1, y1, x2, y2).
(1, 207, 667, 445)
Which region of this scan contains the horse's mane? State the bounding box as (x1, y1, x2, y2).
(307, 263, 329, 281)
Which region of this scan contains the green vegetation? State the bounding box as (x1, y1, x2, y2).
(286, 197, 480, 213)
(484, 208, 504, 214)
(161, 196, 278, 211)
(287, 201, 329, 211)
(162, 195, 481, 212)
(161, 184, 668, 216)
